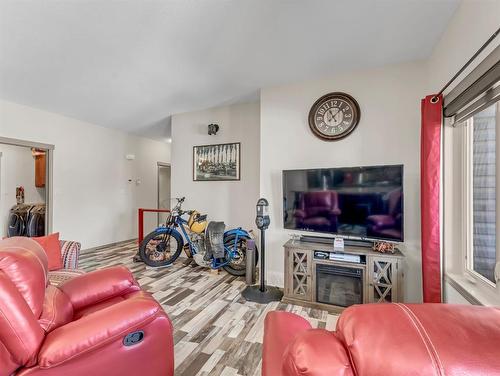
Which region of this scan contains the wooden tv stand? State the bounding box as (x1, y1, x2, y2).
(283, 239, 405, 313)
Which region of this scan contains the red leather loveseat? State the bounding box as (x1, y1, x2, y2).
(0, 237, 174, 376)
(263, 303, 500, 375)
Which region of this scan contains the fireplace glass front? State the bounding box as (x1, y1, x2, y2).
(316, 263, 363, 307)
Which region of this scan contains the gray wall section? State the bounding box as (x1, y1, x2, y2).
(171, 102, 260, 232)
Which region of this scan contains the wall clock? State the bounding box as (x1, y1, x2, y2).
(308, 92, 360, 141)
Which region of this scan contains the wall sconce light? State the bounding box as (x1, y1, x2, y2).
(208, 123, 219, 135)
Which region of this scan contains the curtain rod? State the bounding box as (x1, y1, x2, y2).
(432, 26, 500, 103)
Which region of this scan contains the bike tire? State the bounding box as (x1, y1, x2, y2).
(222, 234, 259, 276)
(139, 229, 183, 267)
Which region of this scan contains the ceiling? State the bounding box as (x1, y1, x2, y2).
(0, 0, 459, 141)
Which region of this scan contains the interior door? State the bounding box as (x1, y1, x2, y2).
(0, 140, 52, 238)
(157, 163, 171, 225)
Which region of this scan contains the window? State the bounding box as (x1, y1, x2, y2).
(464, 102, 499, 286)
(442, 45, 500, 304)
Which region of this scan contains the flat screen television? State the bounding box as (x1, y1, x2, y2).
(283, 165, 403, 242)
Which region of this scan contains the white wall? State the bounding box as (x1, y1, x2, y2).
(0, 100, 170, 248)
(427, 1, 500, 93)
(426, 0, 500, 304)
(171, 102, 260, 231)
(0, 144, 46, 237)
(260, 61, 427, 302)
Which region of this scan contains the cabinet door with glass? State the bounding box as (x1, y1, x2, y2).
(286, 249, 313, 301)
(368, 256, 400, 303)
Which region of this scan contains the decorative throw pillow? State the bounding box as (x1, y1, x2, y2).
(33, 232, 62, 271)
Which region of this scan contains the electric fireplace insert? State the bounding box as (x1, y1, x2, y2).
(315, 263, 364, 307)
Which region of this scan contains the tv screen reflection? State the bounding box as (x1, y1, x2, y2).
(283, 165, 404, 242)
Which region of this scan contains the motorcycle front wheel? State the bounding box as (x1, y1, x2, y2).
(139, 229, 183, 267)
(222, 234, 259, 276)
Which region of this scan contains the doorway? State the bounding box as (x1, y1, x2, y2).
(157, 163, 171, 225)
(0, 137, 53, 238)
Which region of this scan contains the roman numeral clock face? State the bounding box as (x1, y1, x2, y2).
(308, 92, 360, 141)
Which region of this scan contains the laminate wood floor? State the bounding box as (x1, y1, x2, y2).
(80, 240, 338, 376)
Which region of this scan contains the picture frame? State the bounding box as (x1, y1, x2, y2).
(193, 142, 241, 181)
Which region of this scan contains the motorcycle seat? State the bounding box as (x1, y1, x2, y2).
(196, 214, 208, 222)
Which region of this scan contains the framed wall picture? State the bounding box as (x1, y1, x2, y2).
(193, 142, 241, 181)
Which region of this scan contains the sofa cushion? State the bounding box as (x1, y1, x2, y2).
(0, 271, 45, 370)
(0, 238, 48, 317)
(0, 238, 49, 372)
(33, 233, 62, 271)
(59, 240, 81, 270)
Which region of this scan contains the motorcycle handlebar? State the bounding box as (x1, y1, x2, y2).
(171, 197, 186, 213)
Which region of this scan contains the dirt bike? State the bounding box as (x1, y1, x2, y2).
(139, 197, 257, 276)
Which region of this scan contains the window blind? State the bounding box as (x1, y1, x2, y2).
(445, 44, 500, 123)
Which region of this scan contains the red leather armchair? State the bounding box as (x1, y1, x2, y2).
(0, 237, 174, 376)
(294, 191, 341, 232)
(263, 303, 500, 376)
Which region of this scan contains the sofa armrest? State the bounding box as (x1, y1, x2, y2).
(262, 311, 312, 376)
(37, 296, 168, 368)
(293, 209, 306, 219)
(59, 266, 140, 310)
(282, 329, 354, 376)
(366, 215, 395, 230)
(328, 208, 341, 216)
(59, 240, 81, 269)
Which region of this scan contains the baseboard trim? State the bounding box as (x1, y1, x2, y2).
(81, 238, 137, 254)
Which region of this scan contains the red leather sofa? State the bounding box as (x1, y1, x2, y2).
(263, 303, 500, 375)
(0, 237, 174, 376)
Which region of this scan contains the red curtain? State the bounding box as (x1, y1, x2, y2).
(421, 94, 443, 303)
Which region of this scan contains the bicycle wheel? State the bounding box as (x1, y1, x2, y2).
(222, 234, 258, 276)
(139, 229, 183, 267)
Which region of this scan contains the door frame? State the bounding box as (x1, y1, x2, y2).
(157, 162, 171, 224)
(0, 136, 54, 235)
